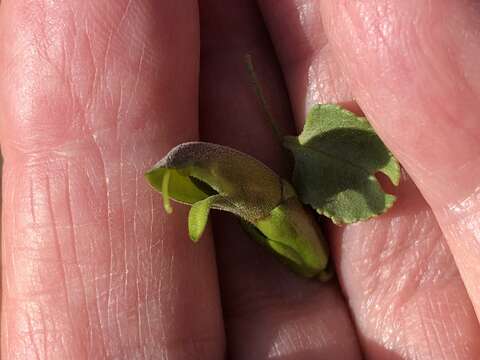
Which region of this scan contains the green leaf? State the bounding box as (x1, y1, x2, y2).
(284, 104, 400, 224)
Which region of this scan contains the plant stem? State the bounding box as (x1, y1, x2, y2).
(245, 54, 284, 143)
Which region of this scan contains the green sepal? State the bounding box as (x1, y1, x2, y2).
(254, 196, 329, 278)
(240, 181, 329, 279)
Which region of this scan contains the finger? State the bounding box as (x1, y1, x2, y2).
(199, 0, 362, 358)
(258, 0, 480, 358)
(330, 175, 480, 359)
(0, 1, 224, 358)
(318, 0, 480, 319)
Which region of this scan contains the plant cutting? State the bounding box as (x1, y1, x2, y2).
(145, 59, 400, 281)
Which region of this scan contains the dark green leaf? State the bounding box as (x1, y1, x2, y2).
(284, 104, 400, 224)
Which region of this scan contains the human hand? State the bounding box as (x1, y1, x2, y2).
(2, 0, 480, 359)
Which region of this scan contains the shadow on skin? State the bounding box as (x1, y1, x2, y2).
(215, 217, 408, 359)
(214, 214, 360, 359)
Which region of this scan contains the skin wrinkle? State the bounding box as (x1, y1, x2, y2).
(92, 223, 110, 356)
(347, 205, 450, 310)
(82, 19, 99, 115)
(133, 169, 143, 357)
(90, 131, 117, 354)
(45, 167, 75, 356)
(355, 218, 475, 359)
(359, 212, 453, 291)
(422, 299, 441, 358)
(25, 305, 41, 360)
(90, 132, 119, 356)
(119, 143, 127, 348)
(61, 154, 109, 356)
(436, 295, 460, 359)
(436, 295, 455, 357)
(146, 192, 154, 344)
(86, 20, 158, 354)
(417, 302, 436, 360)
(1, 3, 84, 157)
(6, 164, 67, 358)
(67, 157, 109, 357)
(426, 294, 461, 359)
(37, 305, 49, 359)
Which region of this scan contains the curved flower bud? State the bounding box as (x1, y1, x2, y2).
(145, 142, 330, 279)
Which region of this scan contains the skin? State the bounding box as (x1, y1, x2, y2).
(1, 0, 480, 358)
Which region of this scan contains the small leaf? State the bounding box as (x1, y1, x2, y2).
(188, 195, 224, 242)
(284, 104, 400, 224)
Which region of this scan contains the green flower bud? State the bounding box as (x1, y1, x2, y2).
(145, 142, 330, 279)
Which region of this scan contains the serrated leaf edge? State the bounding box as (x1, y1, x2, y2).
(317, 193, 397, 225)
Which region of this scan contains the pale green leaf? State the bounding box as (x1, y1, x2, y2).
(284, 104, 400, 224)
